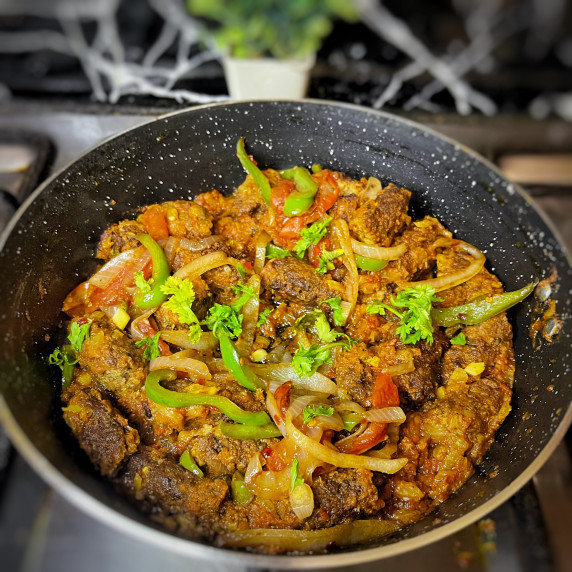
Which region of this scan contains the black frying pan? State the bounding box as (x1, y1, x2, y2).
(0, 101, 570, 568)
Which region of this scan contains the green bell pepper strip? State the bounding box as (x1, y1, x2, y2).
(236, 137, 271, 205)
(231, 471, 254, 505)
(355, 255, 388, 272)
(340, 411, 363, 432)
(219, 421, 281, 440)
(133, 233, 170, 309)
(179, 450, 204, 477)
(219, 332, 264, 391)
(431, 282, 535, 327)
(145, 369, 270, 425)
(282, 167, 319, 217)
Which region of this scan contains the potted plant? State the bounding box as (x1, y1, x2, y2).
(186, 0, 358, 99)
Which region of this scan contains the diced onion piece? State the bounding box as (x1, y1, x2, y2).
(402, 240, 485, 293)
(244, 453, 263, 485)
(254, 231, 271, 274)
(285, 414, 407, 474)
(89, 248, 143, 288)
(222, 519, 399, 551)
(290, 483, 314, 520)
(236, 275, 260, 357)
(364, 406, 406, 424)
(159, 330, 218, 352)
(382, 359, 415, 376)
(332, 218, 358, 324)
(173, 251, 229, 280)
(351, 239, 406, 261)
(251, 364, 339, 396)
(149, 355, 211, 381)
(112, 307, 130, 330)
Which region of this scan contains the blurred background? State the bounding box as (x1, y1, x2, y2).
(0, 1, 571, 571)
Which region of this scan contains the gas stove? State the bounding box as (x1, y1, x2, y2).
(0, 104, 570, 572)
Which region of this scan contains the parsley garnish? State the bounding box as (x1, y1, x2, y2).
(204, 303, 243, 339)
(290, 459, 304, 491)
(293, 217, 332, 258)
(314, 312, 343, 343)
(134, 271, 153, 294)
(367, 285, 442, 344)
(292, 339, 355, 377)
(257, 307, 273, 327)
(135, 332, 162, 360)
(323, 296, 344, 327)
(303, 404, 334, 424)
(48, 347, 78, 369)
(160, 276, 202, 342)
(266, 243, 292, 259)
(450, 332, 467, 345)
(68, 320, 92, 353)
(316, 247, 344, 275)
(231, 283, 258, 311)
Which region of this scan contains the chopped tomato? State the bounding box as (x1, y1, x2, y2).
(336, 423, 388, 455)
(140, 204, 169, 240)
(274, 381, 292, 418)
(241, 260, 254, 272)
(370, 372, 400, 409)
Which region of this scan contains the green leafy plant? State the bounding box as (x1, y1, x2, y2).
(186, 0, 358, 59)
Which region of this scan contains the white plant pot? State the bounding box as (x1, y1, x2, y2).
(221, 53, 316, 100)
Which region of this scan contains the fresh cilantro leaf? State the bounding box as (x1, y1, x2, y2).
(450, 332, 467, 345)
(135, 332, 162, 360)
(231, 283, 258, 312)
(303, 404, 334, 424)
(159, 276, 202, 342)
(293, 217, 332, 258)
(204, 303, 243, 339)
(134, 271, 153, 294)
(316, 247, 344, 275)
(256, 307, 273, 327)
(314, 312, 342, 343)
(236, 262, 248, 280)
(48, 347, 78, 369)
(368, 286, 442, 345)
(292, 338, 357, 378)
(266, 243, 292, 259)
(290, 459, 304, 491)
(323, 296, 344, 327)
(68, 320, 92, 354)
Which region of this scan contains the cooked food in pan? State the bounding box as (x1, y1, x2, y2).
(49, 139, 533, 553)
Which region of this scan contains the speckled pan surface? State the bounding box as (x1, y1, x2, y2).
(0, 100, 570, 568)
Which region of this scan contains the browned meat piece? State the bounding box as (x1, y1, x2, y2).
(63, 387, 140, 477)
(149, 200, 213, 240)
(349, 182, 411, 246)
(382, 216, 452, 283)
(260, 257, 338, 306)
(394, 331, 449, 408)
(114, 446, 228, 538)
(214, 214, 261, 258)
(97, 219, 145, 261)
(308, 468, 383, 526)
(202, 264, 242, 306)
(331, 343, 376, 407)
(154, 276, 213, 325)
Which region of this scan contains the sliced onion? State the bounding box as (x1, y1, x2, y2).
(90, 248, 143, 288)
(254, 231, 271, 275)
(364, 406, 406, 424)
(290, 483, 314, 520)
(333, 421, 368, 451)
(287, 394, 320, 422)
(178, 235, 221, 251)
(310, 413, 344, 431)
(285, 414, 407, 474)
(335, 401, 366, 414)
(362, 176, 382, 200)
(382, 359, 415, 376)
(251, 364, 340, 396)
(173, 251, 229, 280)
(222, 519, 399, 551)
(266, 390, 287, 437)
(149, 355, 211, 381)
(130, 308, 157, 341)
(267, 345, 292, 364)
(351, 239, 406, 261)
(236, 275, 260, 358)
(250, 468, 291, 500)
(159, 237, 180, 267)
(332, 218, 358, 324)
(402, 240, 485, 293)
(244, 453, 263, 485)
(159, 330, 218, 352)
(367, 443, 398, 459)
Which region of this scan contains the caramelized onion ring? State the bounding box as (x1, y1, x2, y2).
(351, 239, 406, 261)
(173, 251, 229, 280)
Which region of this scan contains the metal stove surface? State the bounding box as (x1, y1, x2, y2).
(0, 106, 570, 572)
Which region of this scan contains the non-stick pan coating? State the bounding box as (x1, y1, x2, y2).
(0, 101, 570, 568)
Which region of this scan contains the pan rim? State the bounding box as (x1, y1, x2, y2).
(0, 98, 570, 567)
